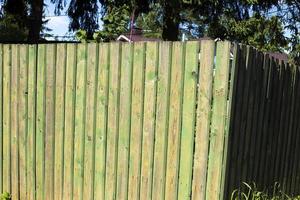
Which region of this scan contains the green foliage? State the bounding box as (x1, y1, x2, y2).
(93, 4, 130, 42)
(0, 192, 11, 200)
(75, 29, 88, 42)
(1, 0, 53, 42)
(222, 14, 288, 52)
(67, 0, 99, 37)
(49, 0, 300, 64)
(135, 3, 163, 39)
(289, 41, 300, 65)
(231, 182, 300, 200)
(0, 14, 29, 42)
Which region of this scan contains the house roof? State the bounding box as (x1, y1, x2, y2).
(117, 34, 161, 42)
(116, 27, 161, 42)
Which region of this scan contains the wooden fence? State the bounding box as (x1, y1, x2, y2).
(0, 41, 233, 200)
(0, 40, 299, 200)
(225, 45, 300, 198)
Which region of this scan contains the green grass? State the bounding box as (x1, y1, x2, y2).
(0, 192, 10, 200)
(231, 182, 300, 200)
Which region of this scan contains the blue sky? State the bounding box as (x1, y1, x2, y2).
(44, 0, 71, 39)
(44, 0, 103, 40)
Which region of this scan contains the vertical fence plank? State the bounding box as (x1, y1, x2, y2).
(54, 44, 66, 200)
(280, 65, 294, 190)
(177, 41, 198, 200)
(288, 70, 298, 193)
(19, 45, 28, 200)
(105, 42, 121, 200)
(263, 59, 281, 186)
(268, 61, 284, 185)
(191, 40, 214, 200)
(253, 54, 270, 185)
(240, 48, 257, 183)
(27, 44, 37, 200)
(139, 42, 158, 200)
(294, 100, 300, 193)
(267, 60, 285, 186)
(11, 45, 19, 200)
(295, 98, 300, 192)
(0, 44, 2, 194)
(36, 44, 46, 200)
(44, 44, 56, 200)
(94, 43, 109, 200)
(83, 43, 97, 200)
(116, 43, 133, 200)
(63, 44, 77, 200)
(234, 46, 253, 189)
(151, 42, 172, 200)
(290, 69, 300, 193)
(283, 67, 297, 193)
(225, 45, 247, 195)
(165, 42, 185, 200)
(128, 42, 145, 200)
(222, 44, 241, 199)
(220, 44, 239, 200)
(205, 41, 231, 200)
(2, 45, 11, 194)
(258, 58, 276, 187)
(247, 52, 264, 183)
(73, 43, 87, 200)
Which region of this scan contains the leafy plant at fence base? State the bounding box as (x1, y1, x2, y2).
(231, 182, 300, 200)
(0, 192, 11, 200)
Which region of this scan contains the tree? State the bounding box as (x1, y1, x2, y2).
(94, 0, 182, 40)
(67, 0, 99, 38)
(0, 14, 28, 42)
(277, 0, 300, 64)
(0, 0, 47, 42)
(160, 0, 180, 40)
(222, 14, 288, 52)
(135, 3, 162, 38)
(94, 4, 130, 41)
(1, 0, 299, 64)
(27, 0, 44, 42)
(3, 0, 27, 25)
(0, 0, 28, 39)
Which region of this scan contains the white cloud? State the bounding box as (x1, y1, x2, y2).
(45, 16, 70, 36)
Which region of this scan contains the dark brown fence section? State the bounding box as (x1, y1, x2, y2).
(225, 44, 300, 198)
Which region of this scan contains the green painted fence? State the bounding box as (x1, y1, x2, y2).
(3, 41, 299, 200)
(0, 41, 234, 200)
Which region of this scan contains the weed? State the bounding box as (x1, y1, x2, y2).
(231, 182, 300, 200)
(0, 192, 11, 200)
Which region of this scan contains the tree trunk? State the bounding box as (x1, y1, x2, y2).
(28, 0, 43, 43)
(162, 1, 180, 41)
